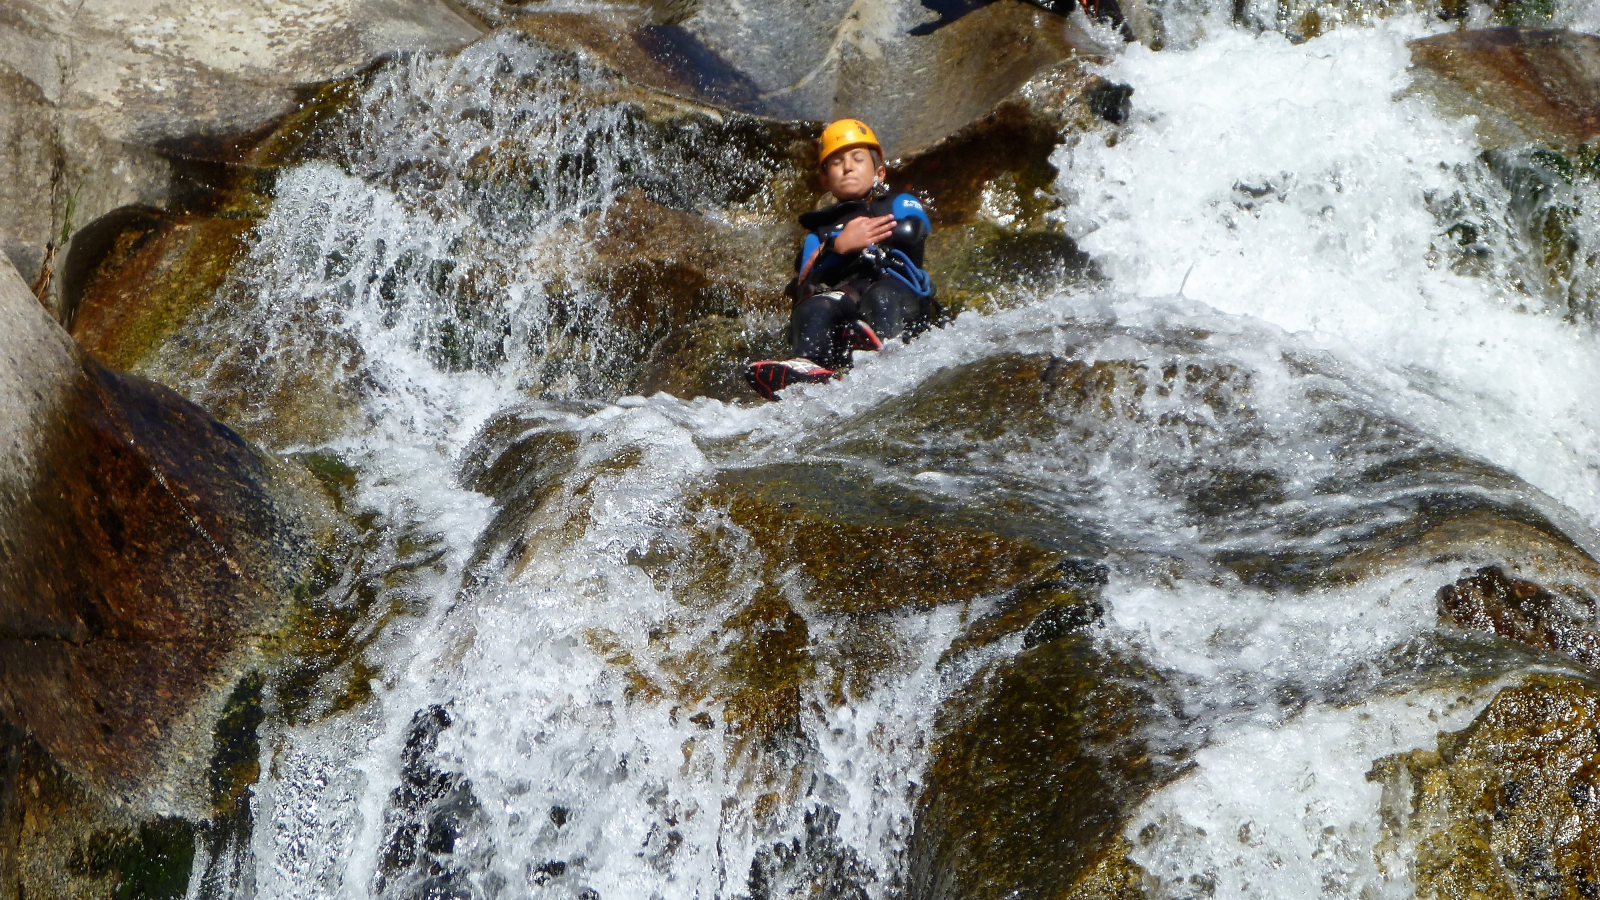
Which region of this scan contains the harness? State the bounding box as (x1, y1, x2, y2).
(795, 188, 933, 299)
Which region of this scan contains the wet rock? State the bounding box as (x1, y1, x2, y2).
(945, 560, 1109, 659)
(713, 462, 1061, 616)
(0, 0, 482, 317)
(1086, 81, 1134, 124)
(576, 190, 797, 393)
(678, 0, 1101, 155)
(817, 348, 1600, 594)
(376, 706, 492, 900)
(908, 552, 1159, 900)
(1439, 565, 1600, 670)
(0, 722, 196, 900)
(70, 212, 257, 371)
(506, 12, 776, 115)
(1410, 29, 1600, 152)
(1370, 675, 1600, 900)
(0, 258, 325, 809)
(749, 806, 874, 900)
(908, 633, 1177, 900)
(716, 588, 815, 750)
(634, 314, 790, 402)
(569, 458, 1075, 749)
(68, 79, 364, 381)
(1222, 0, 1469, 44)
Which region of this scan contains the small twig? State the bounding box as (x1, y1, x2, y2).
(30, 241, 56, 305)
(1178, 262, 1196, 299)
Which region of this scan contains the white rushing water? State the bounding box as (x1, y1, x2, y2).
(1056, 15, 1600, 898)
(180, 7, 1600, 900)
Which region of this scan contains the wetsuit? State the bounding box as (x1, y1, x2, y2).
(788, 189, 939, 371)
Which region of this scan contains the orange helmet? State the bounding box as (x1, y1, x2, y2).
(818, 119, 882, 166)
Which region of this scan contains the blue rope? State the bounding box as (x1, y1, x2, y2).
(881, 249, 933, 297)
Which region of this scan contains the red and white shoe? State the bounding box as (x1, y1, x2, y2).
(744, 358, 838, 401)
(842, 319, 883, 352)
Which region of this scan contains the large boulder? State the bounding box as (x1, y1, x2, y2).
(462, 0, 1110, 154)
(1370, 675, 1600, 900)
(1409, 28, 1600, 152)
(680, 0, 1102, 156)
(0, 0, 483, 318)
(0, 257, 326, 812)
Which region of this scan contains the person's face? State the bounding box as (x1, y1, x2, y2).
(821, 146, 886, 201)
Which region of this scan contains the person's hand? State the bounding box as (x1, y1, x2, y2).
(832, 214, 896, 254)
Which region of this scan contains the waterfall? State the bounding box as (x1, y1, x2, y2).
(137, 5, 1600, 899)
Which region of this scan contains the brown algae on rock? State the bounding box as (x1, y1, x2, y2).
(1371, 675, 1600, 900)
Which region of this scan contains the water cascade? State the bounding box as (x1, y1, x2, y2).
(12, 0, 1600, 898)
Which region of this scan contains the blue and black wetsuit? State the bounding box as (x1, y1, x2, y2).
(789, 189, 940, 370)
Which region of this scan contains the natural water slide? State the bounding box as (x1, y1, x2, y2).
(10, 0, 1600, 898)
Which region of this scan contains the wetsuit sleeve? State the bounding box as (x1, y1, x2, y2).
(798, 226, 849, 287)
(798, 233, 822, 273)
(892, 194, 931, 232)
(888, 194, 931, 267)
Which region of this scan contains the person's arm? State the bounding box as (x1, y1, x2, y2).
(797, 225, 861, 285)
(889, 194, 931, 267)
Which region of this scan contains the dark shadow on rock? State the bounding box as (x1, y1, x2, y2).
(909, 0, 1000, 35)
(57, 205, 166, 333)
(632, 24, 778, 116)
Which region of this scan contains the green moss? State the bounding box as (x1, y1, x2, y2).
(1492, 0, 1556, 25)
(71, 215, 256, 371)
(210, 674, 266, 817)
(290, 450, 359, 514)
(910, 636, 1177, 900)
(73, 819, 196, 900)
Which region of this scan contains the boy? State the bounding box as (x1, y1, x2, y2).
(745, 119, 939, 401)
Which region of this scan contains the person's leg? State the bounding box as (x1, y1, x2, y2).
(789, 291, 859, 370)
(856, 278, 931, 343)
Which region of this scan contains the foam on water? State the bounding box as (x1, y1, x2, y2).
(1057, 20, 1600, 535)
(1050, 14, 1600, 894)
(1126, 686, 1495, 899)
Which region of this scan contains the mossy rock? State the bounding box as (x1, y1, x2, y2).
(634, 313, 789, 402)
(1, 724, 196, 900)
(602, 461, 1075, 749)
(908, 634, 1175, 900)
(1370, 674, 1600, 900)
(928, 222, 1093, 303)
(709, 462, 1061, 616)
(70, 212, 256, 372)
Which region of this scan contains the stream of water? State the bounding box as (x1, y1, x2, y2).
(168, 4, 1600, 898)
